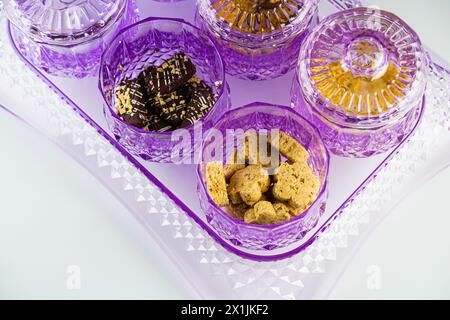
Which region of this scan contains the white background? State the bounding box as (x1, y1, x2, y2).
(0, 0, 449, 299)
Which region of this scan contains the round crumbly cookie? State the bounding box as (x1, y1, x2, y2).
(244, 130, 281, 169)
(227, 164, 270, 206)
(223, 131, 281, 178)
(273, 202, 299, 218)
(272, 161, 320, 210)
(223, 149, 247, 180)
(244, 201, 289, 225)
(206, 161, 229, 207)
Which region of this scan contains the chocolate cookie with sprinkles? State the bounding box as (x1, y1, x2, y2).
(139, 52, 196, 96)
(180, 77, 218, 127)
(115, 79, 150, 129)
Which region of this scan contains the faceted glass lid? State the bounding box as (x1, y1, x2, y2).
(4, 0, 127, 46)
(298, 7, 427, 129)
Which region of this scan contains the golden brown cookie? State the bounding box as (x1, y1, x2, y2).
(244, 201, 289, 225)
(245, 130, 275, 167)
(273, 202, 300, 218)
(230, 130, 281, 169)
(272, 161, 320, 210)
(227, 164, 270, 206)
(206, 161, 229, 207)
(223, 149, 246, 180)
(270, 131, 309, 163)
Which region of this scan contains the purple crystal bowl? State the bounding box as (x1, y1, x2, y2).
(100, 17, 229, 163)
(6, 0, 138, 78)
(195, 0, 319, 81)
(292, 7, 427, 157)
(196, 102, 329, 250)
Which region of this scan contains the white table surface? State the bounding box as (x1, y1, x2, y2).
(1, 0, 449, 299)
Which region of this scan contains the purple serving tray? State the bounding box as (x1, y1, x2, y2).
(1, 0, 449, 299)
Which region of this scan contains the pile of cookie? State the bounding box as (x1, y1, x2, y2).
(205, 130, 320, 225)
(115, 52, 217, 132)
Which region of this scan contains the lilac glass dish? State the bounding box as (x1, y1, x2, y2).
(100, 17, 229, 163)
(4, 0, 138, 78)
(292, 7, 427, 157)
(196, 0, 319, 80)
(3, 0, 449, 299)
(197, 102, 329, 250)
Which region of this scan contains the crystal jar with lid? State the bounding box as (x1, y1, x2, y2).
(291, 7, 427, 157)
